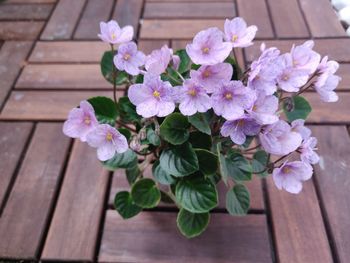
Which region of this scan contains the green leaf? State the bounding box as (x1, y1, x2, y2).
(188, 112, 211, 135)
(195, 149, 218, 176)
(131, 178, 161, 208)
(160, 142, 199, 177)
(100, 51, 128, 85)
(102, 149, 138, 170)
(147, 128, 161, 146)
(189, 131, 212, 150)
(118, 97, 140, 123)
(226, 184, 250, 216)
(252, 150, 269, 177)
(152, 161, 176, 185)
(126, 165, 141, 185)
(220, 151, 252, 182)
(217, 143, 228, 185)
(160, 113, 190, 145)
(160, 190, 175, 204)
(118, 128, 132, 141)
(283, 96, 312, 122)
(88, 96, 117, 125)
(177, 209, 210, 238)
(224, 56, 241, 80)
(114, 191, 142, 219)
(175, 176, 218, 213)
(175, 49, 191, 73)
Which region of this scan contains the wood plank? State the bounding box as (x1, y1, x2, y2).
(237, 0, 274, 39)
(16, 64, 110, 89)
(0, 4, 53, 20)
(300, 0, 346, 37)
(0, 122, 33, 212)
(112, 0, 143, 33)
(0, 41, 33, 107)
(0, 90, 119, 121)
(29, 41, 108, 63)
(0, 123, 70, 260)
(140, 19, 224, 39)
(99, 211, 272, 262)
(5, 0, 56, 3)
(74, 0, 114, 40)
(266, 177, 333, 263)
(147, 0, 232, 2)
(0, 21, 44, 40)
(144, 2, 235, 19)
(41, 0, 86, 40)
(311, 126, 350, 263)
(138, 39, 170, 54)
(267, 0, 309, 38)
(42, 140, 109, 261)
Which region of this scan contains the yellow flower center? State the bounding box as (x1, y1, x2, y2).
(153, 90, 160, 98)
(231, 34, 238, 42)
(123, 53, 131, 61)
(202, 47, 210, 54)
(252, 105, 257, 111)
(106, 132, 113, 141)
(111, 32, 116, 40)
(84, 116, 91, 125)
(293, 60, 298, 66)
(282, 74, 289, 81)
(225, 92, 233, 100)
(282, 166, 291, 174)
(203, 70, 210, 78)
(237, 119, 245, 127)
(188, 89, 197, 96)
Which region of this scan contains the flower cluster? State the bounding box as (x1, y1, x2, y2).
(62, 18, 341, 238)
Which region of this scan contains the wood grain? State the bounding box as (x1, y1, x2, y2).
(138, 39, 170, 54)
(112, 0, 143, 32)
(0, 22, 44, 40)
(0, 4, 53, 20)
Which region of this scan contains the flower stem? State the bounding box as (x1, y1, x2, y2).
(110, 44, 118, 105)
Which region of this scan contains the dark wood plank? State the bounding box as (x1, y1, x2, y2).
(299, 0, 346, 37)
(99, 211, 272, 262)
(0, 22, 44, 40)
(42, 141, 109, 261)
(138, 39, 170, 54)
(267, 0, 309, 38)
(6, 0, 56, 3)
(0, 123, 70, 260)
(267, 177, 332, 262)
(74, 0, 114, 40)
(0, 4, 53, 20)
(0, 41, 33, 107)
(144, 2, 235, 18)
(0, 122, 33, 211)
(16, 64, 110, 89)
(41, 0, 86, 40)
(147, 0, 232, 2)
(29, 41, 108, 62)
(311, 126, 350, 263)
(112, 0, 143, 33)
(237, 0, 274, 39)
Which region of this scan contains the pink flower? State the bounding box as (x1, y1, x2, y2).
(224, 17, 257, 48)
(114, 42, 146, 76)
(290, 40, 320, 74)
(98, 20, 133, 45)
(186, 27, 232, 65)
(86, 124, 128, 161)
(248, 94, 279, 125)
(299, 136, 320, 165)
(63, 100, 98, 142)
(273, 161, 313, 194)
(128, 74, 175, 118)
(291, 119, 311, 140)
(145, 45, 178, 75)
(190, 63, 233, 93)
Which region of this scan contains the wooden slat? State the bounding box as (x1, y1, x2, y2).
(147, 0, 232, 2)
(0, 122, 33, 211)
(0, 4, 53, 20)
(5, 0, 56, 3)
(0, 123, 70, 260)
(299, 0, 346, 37)
(42, 141, 109, 261)
(311, 126, 350, 263)
(41, 0, 86, 40)
(0, 22, 44, 40)
(16, 64, 110, 89)
(0, 41, 33, 106)
(267, 0, 309, 38)
(99, 212, 272, 262)
(267, 178, 333, 262)
(74, 0, 114, 39)
(0, 90, 119, 121)
(140, 19, 224, 39)
(138, 39, 170, 54)
(237, 0, 274, 39)
(144, 2, 235, 18)
(29, 41, 108, 62)
(112, 0, 143, 32)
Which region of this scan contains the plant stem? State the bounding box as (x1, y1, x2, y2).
(111, 44, 118, 105)
(242, 144, 261, 153)
(116, 120, 137, 132)
(165, 70, 182, 85)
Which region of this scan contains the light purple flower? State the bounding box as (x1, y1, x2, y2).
(220, 115, 260, 145)
(299, 136, 319, 165)
(259, 120, 302, 156)
(290, 119, 311, 140)
(176, 79, 211, 116)
(128, 74, 175, 118)
(63, 100, 98, 142)
(190, 63, 233, 93)
(272, 161, 313, 194)
(211, 80, 256, 120)
(113, 42, 145, 76)
(145, 45, 178, 75)
(290, 40, 320, 74)
(248, 94, 279, 125)
(186, 27, 232, 65)
(98, 20, 133, 45)
(86, 124, 128, 161)
(224, 17, 257, 48)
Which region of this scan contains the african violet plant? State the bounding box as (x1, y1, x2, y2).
(63, 18, 341, 238)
